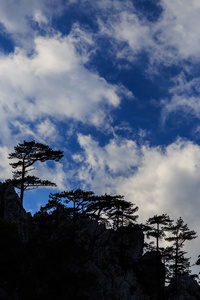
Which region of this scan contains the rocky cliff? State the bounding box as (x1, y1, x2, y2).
(30, 211, 164, 299)
(0, 182, 30, 242)
(0, 183, 199, 300)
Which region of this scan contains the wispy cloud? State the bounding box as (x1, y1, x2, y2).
(161, 73, 200, 123)
(93, 0, 200, 69)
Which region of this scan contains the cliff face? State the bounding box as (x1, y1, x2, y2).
(30, 213, 164, 300)
(70, 220, 146, 299)
(165, 275, 200, 300)
(0, 183, 199, 300)
(0, 182, 30, 242)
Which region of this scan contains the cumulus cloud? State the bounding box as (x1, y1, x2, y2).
(157, 0, 200, 60)
(1, 0, 200, 132)
(74, 133, 200, 263)
(33, 160, 67, 191)
(0, 0, 199, 267)
(76, 134, 141, 175)
(0, 28, 127, 146)
(0, 146, 13, 180)
(0, 16, 127, 195)
(0, 0, 66, 35)
(74, 135, 200, 227)
(0, 0, 133, 196)
(2, 0, 200, 65)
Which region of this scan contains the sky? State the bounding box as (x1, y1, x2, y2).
(0, 0, 200, 273)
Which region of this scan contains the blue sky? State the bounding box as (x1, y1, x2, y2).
(1, 0, 200, 271)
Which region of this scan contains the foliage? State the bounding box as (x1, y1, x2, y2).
(146, 214, 173, 252)
(48, 190, 138, 230)
(106, 196, 138, 229)
(0, 185, 199, 298)
(8, 140, 63, 205)
(49, 189, 95, 221)
(2, 142, 200, 296)
(165, 217, 197, 287)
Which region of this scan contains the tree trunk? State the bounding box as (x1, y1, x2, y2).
(20, 159, 25, 206)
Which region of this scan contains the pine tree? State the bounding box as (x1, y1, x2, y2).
(146, 214, 173, 253)
(107, 196, 138, 230)
(8, 140, 63, 205)
(49, 189, 95, 221)
(84, 193, 113, 224)
(165, 217, 197, 287)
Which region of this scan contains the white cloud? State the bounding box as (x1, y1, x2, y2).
(0, 1, 130, 192)
(34, 161, 67, 191)
(74, 134, 200, 264)
(34, 10, 48, 26)
(2, 0, 200, 66)
(97, 1, 153, 61)
(0, 146, 13, 180)
(157, 0, 200, 60)
(0, 0, 199, 268)
(0, 28, 126, 145)
(161, 73, 200, 123)
(75, 135, 200, 231)
(36, 119, 58, 142)
(94, 0, 200, 68)
(76, 134, 140, 175)
(0, 0, 65, 34)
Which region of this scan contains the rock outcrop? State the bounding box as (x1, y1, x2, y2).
(137, 251, 165, 299)
(29, 212, 165, 300)
(0, 182, 199, 299)
(165, 275, 200, 300)
(0, 182, 30, 242)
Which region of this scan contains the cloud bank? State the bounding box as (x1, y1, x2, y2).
(75, 135, 200, 229)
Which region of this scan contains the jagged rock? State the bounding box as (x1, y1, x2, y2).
(30, 212, 160, 299)
(1, 185, 198, 299)
(85, 225, 145, 299)
(137, 251, 165, 299)
(0, 182, 30, 242)
(165, 274, 200, 300)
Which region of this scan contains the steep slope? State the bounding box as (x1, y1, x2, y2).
(0, 182, 199, 299)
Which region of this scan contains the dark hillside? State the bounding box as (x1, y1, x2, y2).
(0, 183, 199, 300)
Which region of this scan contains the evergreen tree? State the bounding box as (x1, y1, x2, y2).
(107, 196, 138, 229)
(8, 140, 63, 205)
(84, 193, 112, 223)
(165, 217, 197, 287)
(143, 214, 173, 299)
(40, 196, 69, 218)
(49, 189, 95, 221)
(146, 214, 173, 252)
(159, 246, 175, 284)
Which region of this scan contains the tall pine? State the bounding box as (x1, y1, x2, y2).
(8, 140, 63, 205)
(165, 217, 197, 288)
